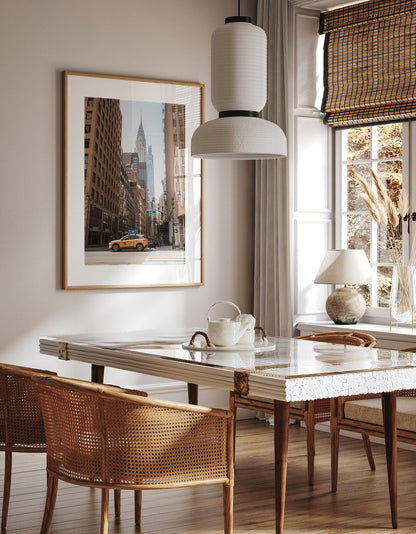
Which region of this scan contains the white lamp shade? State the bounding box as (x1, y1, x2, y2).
(191, 116, 287, 160)
(211, 21, 267, 112)
(314, 249, 372, 285)
(190, 16, 287, 160)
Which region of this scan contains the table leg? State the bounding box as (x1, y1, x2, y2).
(187, 383, 198, 405)
(381, 391, 397, 529)
(90, 364, 122, 517)
(91, 364, 104, 384)
(274, 400, 290, 534)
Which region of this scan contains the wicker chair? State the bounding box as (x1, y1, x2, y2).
(330, 346, 416, 493)
(0, 363, 57, 530)
(33, 375, 234, 534)
(231, 331, 377, 486)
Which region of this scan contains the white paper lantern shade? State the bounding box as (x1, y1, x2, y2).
(211, 19, 267, 113)
(191, 116, 287, 160)
(191, 15, 287, 160)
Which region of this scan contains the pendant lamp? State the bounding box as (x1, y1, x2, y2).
(191, 3, 287, 160)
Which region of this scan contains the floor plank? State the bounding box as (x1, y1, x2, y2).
(1, 420, 416, 533)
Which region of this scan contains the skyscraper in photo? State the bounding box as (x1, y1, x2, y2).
(147, 145, 155, 200)
(84, 97, 122, 247)
(135, 116, 148, 196)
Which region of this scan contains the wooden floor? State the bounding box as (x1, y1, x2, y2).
(2, 419, 416, 533)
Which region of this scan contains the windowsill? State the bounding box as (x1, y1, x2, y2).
(296, 320, 416, 350)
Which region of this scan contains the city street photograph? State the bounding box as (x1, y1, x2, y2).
(64, 73, 203, 288)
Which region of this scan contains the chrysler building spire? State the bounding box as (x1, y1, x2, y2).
(135, 115, 147, 162)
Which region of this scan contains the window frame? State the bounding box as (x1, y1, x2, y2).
(334, 121, 415, 321)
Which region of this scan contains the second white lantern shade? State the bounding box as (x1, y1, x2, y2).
(191, 115, 287, 160)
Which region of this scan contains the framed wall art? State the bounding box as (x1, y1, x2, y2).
(63, 71, 204, 289)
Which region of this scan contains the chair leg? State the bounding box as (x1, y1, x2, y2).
(114, 489, 121, 518)
(187, 383, 198, 405)
(101, 488, 109, 534)
(134, 490, 142, 526)
(306, 424, 315, 486)
(331, 425, 340, 493)
(1, 451, 12, 530)
(223, 483, 233, 534)
(41, 474, 58, 534)
(229, 392, 237, 461)
(361, 433, 376, 470)
(305, 404, 315, 486)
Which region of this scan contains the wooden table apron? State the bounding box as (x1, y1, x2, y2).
(39, 336, 413, 534)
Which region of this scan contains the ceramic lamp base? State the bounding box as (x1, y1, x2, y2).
(326, 287, 366, 325)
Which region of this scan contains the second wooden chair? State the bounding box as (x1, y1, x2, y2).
(0, 363, 56, 530)
(231, 331, 377, 485)
(330, 346, 416, 493)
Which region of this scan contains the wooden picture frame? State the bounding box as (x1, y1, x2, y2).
(63, 71, 204, 289)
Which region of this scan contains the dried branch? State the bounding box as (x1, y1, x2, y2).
(353, 175, 379, 208)
(359, 193, 381, 223)
(368, 166, 389, 205)
(386, 197, 400, 227)
(398, 188, 409, 218)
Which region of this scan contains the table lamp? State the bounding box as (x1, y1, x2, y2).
(314, 249, 372, 324)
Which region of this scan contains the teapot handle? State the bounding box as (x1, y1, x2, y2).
(207, 301, 241, 322)
(255, 326, 267, 341)
(189, 331, 213, 347)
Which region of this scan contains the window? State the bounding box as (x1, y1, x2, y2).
(336, 122, 411, 312)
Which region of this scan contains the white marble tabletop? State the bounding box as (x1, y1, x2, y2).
(39, 331, 416, 402)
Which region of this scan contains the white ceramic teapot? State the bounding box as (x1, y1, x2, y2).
(207, 301, 256, 347)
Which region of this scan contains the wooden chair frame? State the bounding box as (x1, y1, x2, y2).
(231, 331, 377, 486)
(331, 347, 416, 496)
(0, 363, 56, 530)
(34, 375, 234, 534)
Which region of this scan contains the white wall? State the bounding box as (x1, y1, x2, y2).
(0, 0, 256, 405)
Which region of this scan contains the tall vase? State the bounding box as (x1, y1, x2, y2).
(390, 265, 416, 324)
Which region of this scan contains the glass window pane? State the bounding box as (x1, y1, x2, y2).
(347, 213, 371, 255)
(347, 163, 372, 211)
(377, 266, 393, 308)
(376, 160, 403, 207)
(377, 123, 403, 159)
(377, 224, 403, 264)
(357, 284, 370, 307)
(346, 127, 371, 161)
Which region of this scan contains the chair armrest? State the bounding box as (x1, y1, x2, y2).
(32, 375, 232, 419)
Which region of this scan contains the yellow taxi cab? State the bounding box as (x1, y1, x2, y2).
(108, 234, 148, 252)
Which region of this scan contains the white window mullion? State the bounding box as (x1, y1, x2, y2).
(370, 126, 379, 308)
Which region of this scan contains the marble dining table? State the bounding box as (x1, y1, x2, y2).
(39, 330, 416, 533)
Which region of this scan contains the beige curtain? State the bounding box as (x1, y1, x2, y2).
(255, 0, 292, 337)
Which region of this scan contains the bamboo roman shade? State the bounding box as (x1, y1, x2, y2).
(319, 0, 416, 128)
